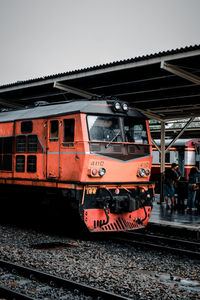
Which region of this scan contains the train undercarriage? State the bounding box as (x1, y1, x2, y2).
(0, 182, 154, 233)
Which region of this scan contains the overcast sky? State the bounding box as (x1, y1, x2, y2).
(0, 0, 200, 85)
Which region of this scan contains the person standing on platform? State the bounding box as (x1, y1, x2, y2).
(187, 166, 200, 213)
(163, 163, 181, 209)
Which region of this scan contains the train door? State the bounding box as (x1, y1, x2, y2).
(195, 145, 200, 169)
(46, 119, 61, 179)
(178, 150, 185, 177)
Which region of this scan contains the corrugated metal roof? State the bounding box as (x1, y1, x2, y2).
(0, 43, 200, 133)
(0, 44, 200, 89)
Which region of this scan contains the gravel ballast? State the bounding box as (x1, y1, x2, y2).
(0, 224, 199, 299)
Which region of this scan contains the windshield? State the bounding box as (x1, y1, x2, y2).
(87, 115, 148, 144)
(124, 118, 148, 144)
(87, 116, 122, 142)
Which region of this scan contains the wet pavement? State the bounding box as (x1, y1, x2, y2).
(150, 195, 200, 231)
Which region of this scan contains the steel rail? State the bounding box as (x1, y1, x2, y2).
(110, 232, 200, 258)
(0, 259, 129, 300)
(0, 285, 35, 300)
(125, 231, 200, 248)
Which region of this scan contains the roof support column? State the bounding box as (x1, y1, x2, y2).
(160, 121, 165, 203)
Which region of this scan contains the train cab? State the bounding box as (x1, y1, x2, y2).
(0, 99, 154, 232)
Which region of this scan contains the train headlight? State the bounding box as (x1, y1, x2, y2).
(139, 168, 146, 177)
(114, 101, 121, 111)
(92, 169, 98, 176)
(145, 169, 150, 176)
(122, 103, 128, 112)
(99, 168, 106, 176)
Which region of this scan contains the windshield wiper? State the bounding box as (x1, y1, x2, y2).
(105, 130, 121, 148)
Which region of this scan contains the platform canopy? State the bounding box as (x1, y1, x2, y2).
(0, 44, 200, 121)
(1, 44, 200, 177)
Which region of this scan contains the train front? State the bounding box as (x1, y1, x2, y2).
(80, 100, 154, 232)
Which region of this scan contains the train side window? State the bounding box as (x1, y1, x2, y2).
(3, 137, 13, 153)
(27, 155, 37, 173)
(0, 137, 13, 171)
(28, 135, 37, 152)
(16, 135, 26, 153)
(159, 152, 170, 163)
(1, 155, 12, 171)
(16, 155, 25, 172)
(21, 121, 33, 133)
(63, 119, 74, 146)
(50, 120, 58, 140)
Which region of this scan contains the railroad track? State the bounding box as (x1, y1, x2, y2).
(0, 259, 130, 300)
(110, 231, 200, 258)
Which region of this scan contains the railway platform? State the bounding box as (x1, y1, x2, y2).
(148, 195, 200, 239)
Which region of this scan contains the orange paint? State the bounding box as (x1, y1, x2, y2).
(0, 100, 154, 232)
(84, 207, 151, 232)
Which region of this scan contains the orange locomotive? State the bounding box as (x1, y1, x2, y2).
(0, 99, 154, 232)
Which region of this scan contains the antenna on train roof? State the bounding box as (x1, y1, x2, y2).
(54, 81, 105, 100)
